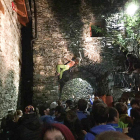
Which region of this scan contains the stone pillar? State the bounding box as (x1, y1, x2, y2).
(0, 0, 21, 123)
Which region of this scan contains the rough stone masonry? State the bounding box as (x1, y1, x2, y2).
(31, 0, 126, 106)
(0, 0, 21, 123)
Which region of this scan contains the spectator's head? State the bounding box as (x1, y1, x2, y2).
(133, 63, 140, 70)
(35, 107, 40, 115)
(39, 106, 47, 116)
(13, 110, 23, 122)
(78, 99, 87, 111)
(130, 99, 140, 109)
(92, 99, 103, 112)
(107, 107, 119, 123)
(55, 106, 64, 115)
(66, 110, 78, 123)
(126, 53, 133, 58)
(49, 108, 55, 116)
(25, 105, 35, 114)
(96, 131, 133, 140)
(92, 103, 108, 124)
(16, 110, 23, 117)
(57, 100, 62, 106)
(55, 106, 65, 122)
(50, 101, 58, 109)
(44, 108, 50, 115)
(131, 108, 140, 121)
(115, 102, 128, 115)
(126, 53, 133, 62)
(66, 100, 73, 107)
(42, 123, 75, 140)
(64, 110, 84, 139)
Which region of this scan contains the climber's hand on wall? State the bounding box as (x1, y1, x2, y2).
(64, 56, 72, 62)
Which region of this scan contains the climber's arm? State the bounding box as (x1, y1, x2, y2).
(64, 57, 73, 62)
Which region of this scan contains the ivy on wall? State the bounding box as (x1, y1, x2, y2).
(105, 1, 140, 57)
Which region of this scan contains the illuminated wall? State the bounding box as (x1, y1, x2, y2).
(0, 0, 21, 121)
(31, 0, 103, 105)
(32, 0, 125, 105)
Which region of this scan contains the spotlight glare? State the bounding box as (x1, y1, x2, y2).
(85, 37, 92, 42)
(126, 4, 138, 16)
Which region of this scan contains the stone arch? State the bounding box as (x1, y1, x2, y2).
(60, 67, 96, 100)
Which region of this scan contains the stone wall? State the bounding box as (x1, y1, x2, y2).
(0, 0, 21, 121)
(32, 0, 126, 105)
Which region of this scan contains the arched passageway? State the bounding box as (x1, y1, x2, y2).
(61, 78, 94, 100)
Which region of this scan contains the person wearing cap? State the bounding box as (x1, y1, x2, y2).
(14, 105, 41, 140)
(41, 123, 75, 140)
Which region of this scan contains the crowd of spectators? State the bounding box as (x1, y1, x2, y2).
(0, 97, 140, 140)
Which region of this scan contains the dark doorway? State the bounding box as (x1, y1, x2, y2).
(20, 22, 33, 110)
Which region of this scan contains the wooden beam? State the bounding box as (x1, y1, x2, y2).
(0, 1, 4, 14)
(12, 0, 29, 26)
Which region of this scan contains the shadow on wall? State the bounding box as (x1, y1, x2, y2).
(47, 0, 84, 56)
(32, 75, 59, 105)
(84, 0, 128, 15)
(20, 22, 33, 109)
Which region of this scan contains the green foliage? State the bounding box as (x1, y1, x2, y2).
(91, 25, 107, 36)
(91, 25, 103, 33)
(107, 4, 140, 55)
(123, 13, 140, 38)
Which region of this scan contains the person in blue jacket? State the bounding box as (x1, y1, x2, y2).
(77, 99, 89, 121)
(84, 103, 116, 140)
(107, 107, 122, 132)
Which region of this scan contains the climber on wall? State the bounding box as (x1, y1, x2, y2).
(56, 56, 81, 79)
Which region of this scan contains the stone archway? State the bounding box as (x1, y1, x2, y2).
(61, 78, 94, 100)
(60, 67, 96, 100)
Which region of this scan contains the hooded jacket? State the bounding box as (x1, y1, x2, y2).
(107, 123, 122, 132)
(77, 111, 89, 121)
(128, 121, 140, 140)
(15, 113, 41, 140)
(84, 124, 116, 140)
